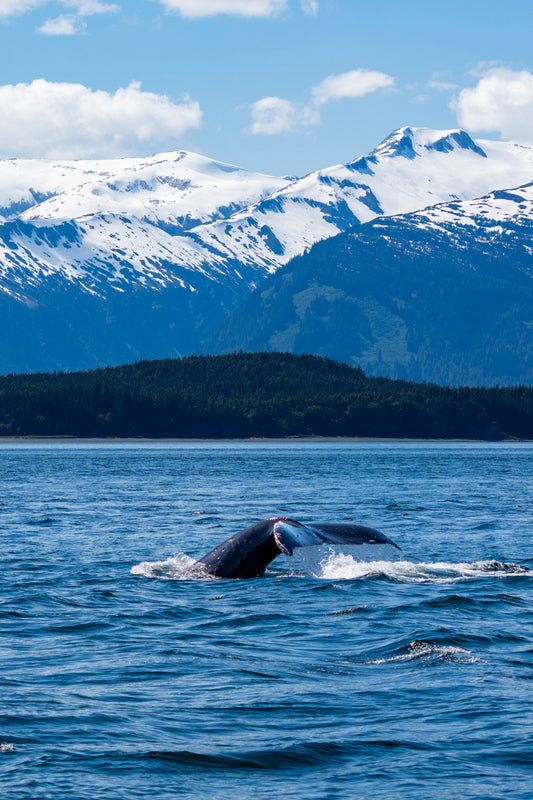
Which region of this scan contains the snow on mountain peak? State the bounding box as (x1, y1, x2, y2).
(403, 179, 533, 237)
(1, 126, 533, 306)
(371, 126, 487, 161)
(0, 150, 290, 228)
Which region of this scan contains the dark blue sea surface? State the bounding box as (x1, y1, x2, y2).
(1, 442, 532, 799)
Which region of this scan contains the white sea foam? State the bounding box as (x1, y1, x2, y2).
(131, 547, 530, 583)
(311, 553, 531, 583)
(0, 743, 14, 752)
(131, 554, 197, 580)
(366, 641, 481, 665)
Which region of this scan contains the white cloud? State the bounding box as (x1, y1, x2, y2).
(0, 0, 118, 15)
(467, 61, 501, 79)
(250, 68, 394, 135)
(312, 69, 394, 106)
(0, 0, 40, 15)
(454, 68, 533, 144)
(0, 79, 202, 158)
(0, 0, 118, 34)
(249, 96, 318, 135)
(71, 0, 118, 11)
(159, 0, 287, 18)
(301, 0, 318, 14)
(38, 13, 84, 34)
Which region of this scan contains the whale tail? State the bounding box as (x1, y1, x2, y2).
(273, 519, 402, 556)
(192, 517, 401, 579)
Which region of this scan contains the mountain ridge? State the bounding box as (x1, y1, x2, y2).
(3, 126, 533, 301)
(206, 180, 533, 386)
(0, 126, 532, 381)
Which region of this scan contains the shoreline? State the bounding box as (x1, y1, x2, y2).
(0, 436, 529, 444)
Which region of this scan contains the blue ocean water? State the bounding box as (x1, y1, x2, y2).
(1, 442, 532, 800)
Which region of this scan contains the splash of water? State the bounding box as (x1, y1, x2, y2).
(131, 547, 530, 584)
(313, 552, 531, 583)
(131, 554, 197, 580)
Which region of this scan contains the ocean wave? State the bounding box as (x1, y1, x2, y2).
(89, 738, 436, 772)
(26, 516, 55, 526)
(364, 639, 481, 665)
(143, 740, 350, 770)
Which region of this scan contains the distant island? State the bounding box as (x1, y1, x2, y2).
(0, 352, 530, 440)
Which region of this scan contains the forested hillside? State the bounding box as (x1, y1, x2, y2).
(0, 352, 530, 439)
(206, 190, 533, 387)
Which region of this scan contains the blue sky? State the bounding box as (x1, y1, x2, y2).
(0, 0, 532, 175)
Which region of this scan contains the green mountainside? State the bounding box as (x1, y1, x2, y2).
(206, 198, 533, 387)
(0, 352, 531, 439)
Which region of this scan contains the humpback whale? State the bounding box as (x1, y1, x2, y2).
(191, 517, 401, 579)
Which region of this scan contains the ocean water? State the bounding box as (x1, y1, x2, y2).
(1, 441, 532, 800)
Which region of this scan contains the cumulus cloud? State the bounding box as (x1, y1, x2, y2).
(312, 69, 394, 105)
(159, 0, 287, 17)
(249, 96, 319, 135)
(250, 68, 394, 135)
(38, 13, 84, 34)
(454, 68, 533, 144)
(0, 79, 202, 158)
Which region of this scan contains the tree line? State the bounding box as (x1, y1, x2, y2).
(0, 352, 530, 439)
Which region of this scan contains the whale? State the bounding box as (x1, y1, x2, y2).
(190, 517, 401, 579)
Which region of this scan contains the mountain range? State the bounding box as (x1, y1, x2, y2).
(208, 182, 533, 385)
(0, 126, 532, 384)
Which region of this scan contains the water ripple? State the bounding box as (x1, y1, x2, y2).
(2, 442, 533, 800)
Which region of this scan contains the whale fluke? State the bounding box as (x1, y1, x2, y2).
(191, 517, 401, 579)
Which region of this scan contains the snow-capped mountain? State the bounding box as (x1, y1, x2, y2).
(207, 180, 533, 386)
(2, 127, 533, 301)
(0, 126, 532, 378)
(0, 150, 290, 228)
(190, 128, 533, 274)
(379, 179, 533, 251)
(0, 151, 291, 300)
